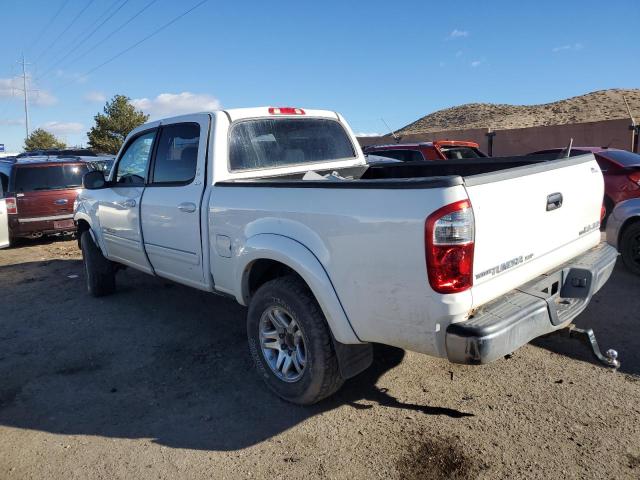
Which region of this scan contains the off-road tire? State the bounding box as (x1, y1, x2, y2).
(247, 275, 344, 405)
(620, 222, 640, 276)
(81, 231, 116, 297)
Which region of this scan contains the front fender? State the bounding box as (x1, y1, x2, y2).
(235, 233, 361, 344)
(74, 211, 106, 255)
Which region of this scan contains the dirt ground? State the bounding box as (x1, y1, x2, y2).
(0, 238, 639, 480)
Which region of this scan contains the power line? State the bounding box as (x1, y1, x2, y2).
(33, 0, 97, 64)
(50, 0, 160, 78)
(26, 0, 70, 56)
(36, 0, 130, 81)
(52, 0, 208, 91)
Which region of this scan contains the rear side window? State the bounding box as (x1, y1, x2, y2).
(152, 123, 200, 184)
(14, 164, 90, 192)
(369, 149, 424, 162)
(229, 118, 355, 171)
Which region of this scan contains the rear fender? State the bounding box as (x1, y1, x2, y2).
(236, 233, 361, 344)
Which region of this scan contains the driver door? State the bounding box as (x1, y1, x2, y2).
(97, 128, 157, 273)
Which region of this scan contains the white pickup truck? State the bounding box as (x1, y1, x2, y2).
(74, 107, 617, 404)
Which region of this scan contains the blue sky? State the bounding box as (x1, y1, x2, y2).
(0, 0, 638, 152)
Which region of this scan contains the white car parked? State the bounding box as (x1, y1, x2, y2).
(74, 107, 616, 404)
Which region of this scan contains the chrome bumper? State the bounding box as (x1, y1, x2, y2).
(446, 242, 618, 365)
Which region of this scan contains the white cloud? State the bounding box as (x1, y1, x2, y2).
(355, 132, 381, 137)
(0, 118, 24, 126)
(448, 29, 469, 39)
(552, 43, 583, 53)
(0, 77, 57, 106)
(54, 69, 88, 84)
(131, 92, 221, 119)
(84, 91, 106, 103)
(470, 60, 483, 67)
(31, 90, 57, 106)
(39, 121, 84, 135)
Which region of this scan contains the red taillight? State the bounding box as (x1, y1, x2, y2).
(627, 171, 640, 187)
(5, 197, 17, 215)
(268, 107, 305, 115)
(425, 199, 474, 294)
(600, 205, 606, 221)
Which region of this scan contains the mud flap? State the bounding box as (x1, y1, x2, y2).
(331, 337, 373, 380)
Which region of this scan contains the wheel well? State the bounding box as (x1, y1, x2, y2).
(619, 216, 640, 247)
(76, 219, 90, 249)
(245, 259, 298, 301)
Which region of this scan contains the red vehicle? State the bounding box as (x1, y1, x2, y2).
(530, 147, 640, 218)
(0, 158, 91, 246)
(364, 140, 487, 161)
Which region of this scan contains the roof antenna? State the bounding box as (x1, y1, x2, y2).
(623, 94, 639, 153)
(558, 137, 573, 159)
(381, 118, 401, 143)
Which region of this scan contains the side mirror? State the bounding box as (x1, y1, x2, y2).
(83, 170, 107, 190)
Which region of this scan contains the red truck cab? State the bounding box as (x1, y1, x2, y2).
(364, 140, 487, 161)
(0, 158, 91, 245)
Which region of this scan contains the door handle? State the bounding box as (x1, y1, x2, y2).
(546, 192, 563, 211)
(117, 199, 137, 208)
(178, 202, 197, 213)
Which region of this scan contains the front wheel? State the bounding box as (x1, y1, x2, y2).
(620, 222, 640, 276)
(81, 231, 116, 297)
(247, 275, 344, 405)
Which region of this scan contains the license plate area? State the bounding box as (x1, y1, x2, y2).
(517, 267, 594, 326)
(53, 219, 74, 229)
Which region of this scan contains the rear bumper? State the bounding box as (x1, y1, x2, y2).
(445, 242, 618, 364)
(9, 215, 76, 237)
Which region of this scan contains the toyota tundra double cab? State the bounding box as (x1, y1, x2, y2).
(74, 107, 616, 404)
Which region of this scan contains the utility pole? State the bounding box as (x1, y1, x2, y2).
(623, 95, 639, 154)
(16, 53, 31, 140)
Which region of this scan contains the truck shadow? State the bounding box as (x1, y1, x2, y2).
(532, 261, 640, 376)
(0, 258, 471, 452)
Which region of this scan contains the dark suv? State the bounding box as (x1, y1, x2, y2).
(0, 158, 91, 244)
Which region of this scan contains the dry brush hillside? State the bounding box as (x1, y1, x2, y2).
(396, 88, 640, 135)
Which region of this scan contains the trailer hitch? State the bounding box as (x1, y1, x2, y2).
(564, 324, 620, 369)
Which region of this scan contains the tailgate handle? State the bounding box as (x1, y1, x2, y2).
(546, 192, 563, 211)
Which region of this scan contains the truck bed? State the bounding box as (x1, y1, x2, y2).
(217, 153, 575, 187)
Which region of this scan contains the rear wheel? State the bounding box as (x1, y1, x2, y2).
(620, 222, 640, 276)
(81, 231, 116, 297)
(247, 275, 344, 405)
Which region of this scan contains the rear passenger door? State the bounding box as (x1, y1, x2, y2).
(140, 114, 210, 289)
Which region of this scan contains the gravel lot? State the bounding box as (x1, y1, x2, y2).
(0, 238, 639, 480)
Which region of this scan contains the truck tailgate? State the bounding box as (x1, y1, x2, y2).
(465, 155, 604, 308)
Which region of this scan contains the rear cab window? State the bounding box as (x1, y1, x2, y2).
(229, 118, 356, 171)
(13, 164, 90, 193)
